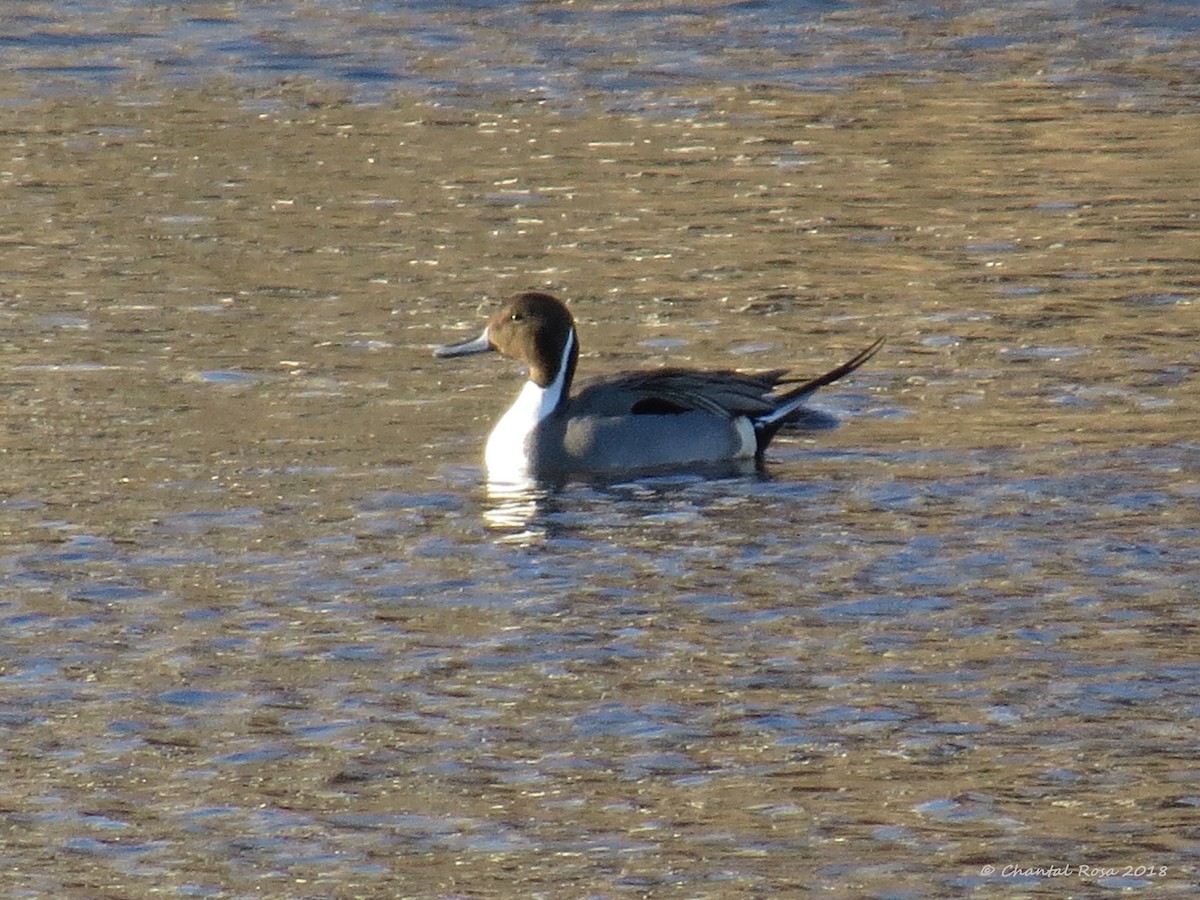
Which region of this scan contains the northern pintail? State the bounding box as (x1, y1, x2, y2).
(435, 292, 881, 484)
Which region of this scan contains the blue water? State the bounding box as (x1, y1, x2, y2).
(5, 0, 1200, 103)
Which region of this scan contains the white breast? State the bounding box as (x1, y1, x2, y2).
(484, 331, 575, 485)
(485, 379, 552, 483)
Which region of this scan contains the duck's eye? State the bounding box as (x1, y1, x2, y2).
(510, 311, 524, 321)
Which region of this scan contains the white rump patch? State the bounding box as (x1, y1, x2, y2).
(733, 416, 757, 458)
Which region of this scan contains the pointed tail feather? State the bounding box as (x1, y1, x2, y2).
(754, 336, 884, 443)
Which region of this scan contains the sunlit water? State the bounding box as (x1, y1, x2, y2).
(2, 2, 1199, 897)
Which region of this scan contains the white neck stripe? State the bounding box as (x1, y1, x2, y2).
(484, 328, 576, 482)
(538, 328, 575, 415)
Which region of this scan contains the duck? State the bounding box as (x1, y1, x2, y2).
(435, 291, 881, 485)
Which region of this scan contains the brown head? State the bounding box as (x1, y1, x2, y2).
(435, 291, 579, 389)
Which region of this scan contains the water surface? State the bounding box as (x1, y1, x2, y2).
(4, 0, 1200, 107)
(3, 2, 1200, 897)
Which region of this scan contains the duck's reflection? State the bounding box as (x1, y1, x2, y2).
(481, 478, 558, 543)
(478, 459, 766, 543)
